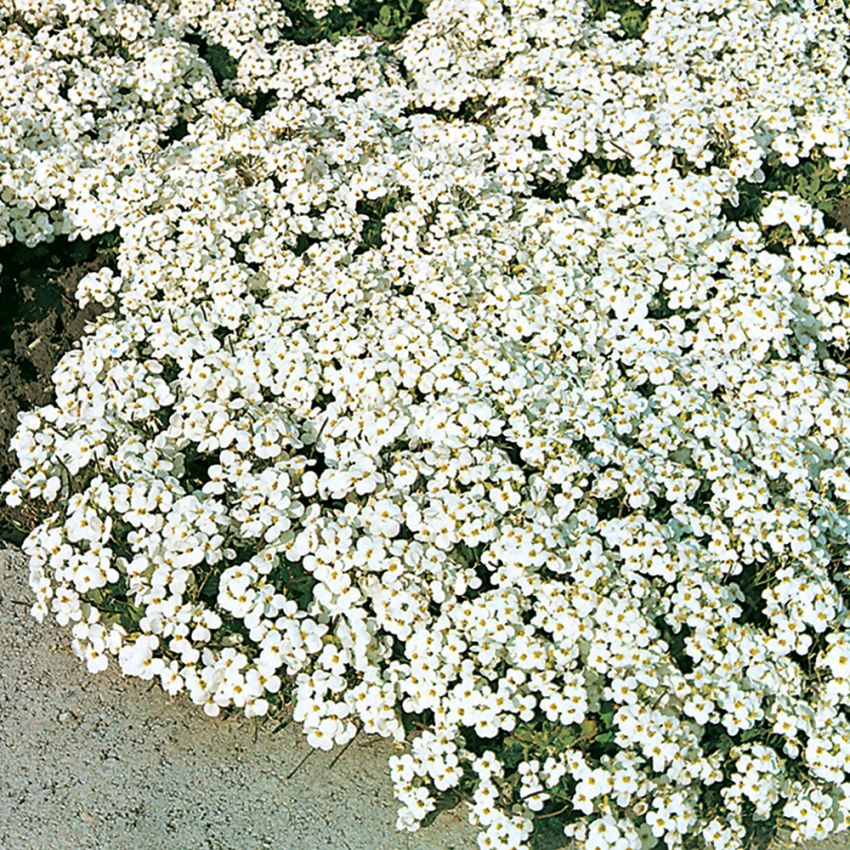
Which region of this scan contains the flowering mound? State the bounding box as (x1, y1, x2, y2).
(4, 0, 850, 848)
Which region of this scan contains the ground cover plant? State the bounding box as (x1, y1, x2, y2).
(0, 235, 118, 543)
(2, 0, 850, 848)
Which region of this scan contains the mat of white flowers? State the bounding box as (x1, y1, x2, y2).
(3, 0, 850, 848)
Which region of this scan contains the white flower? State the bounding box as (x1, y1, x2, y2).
(6, 1, 850, 848)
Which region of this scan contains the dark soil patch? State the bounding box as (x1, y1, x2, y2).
(0, 233, 117, 544)
(833, 197, 850, 231)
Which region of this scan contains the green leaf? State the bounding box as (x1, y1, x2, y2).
(205, 43, 238, 85)
(621, 8, 645, 34)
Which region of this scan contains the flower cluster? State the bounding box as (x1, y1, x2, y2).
(4, 0, 850, 848)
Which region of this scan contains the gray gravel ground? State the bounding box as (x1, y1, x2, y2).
(0, 548, 477, 850)
(1, 546, 849, 850)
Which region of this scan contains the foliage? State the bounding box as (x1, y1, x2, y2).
(281, 0, 428, 43)
(724, 151, 850, 246)
(587, 0, 652, 37)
